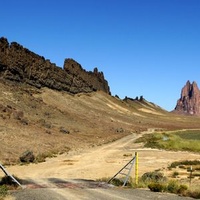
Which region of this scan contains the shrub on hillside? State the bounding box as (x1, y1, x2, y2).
(141, 171, 167, 183)
(177, 184, 188, 195)
(187, 190, 200, 199)
(148, 182, 165, 192)
(166, 180, 179, 193)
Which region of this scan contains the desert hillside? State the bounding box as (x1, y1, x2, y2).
(1, 78, 200, 165)
(1, 37, 200, 166)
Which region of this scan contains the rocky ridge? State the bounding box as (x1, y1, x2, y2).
(174, 80, 200, 115)
(0, 37, 110, 94)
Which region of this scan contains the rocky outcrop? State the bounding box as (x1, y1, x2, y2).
(20, 150, 35, 163)
(0, 37, 110, 94)
(174, 80, 200, 115)
(64, 59, 110, 94)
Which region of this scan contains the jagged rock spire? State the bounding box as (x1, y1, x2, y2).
(174, 80, 200, 115)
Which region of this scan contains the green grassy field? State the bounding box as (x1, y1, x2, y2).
(176, 130, 200, 140)
(135, 129, 200, 152)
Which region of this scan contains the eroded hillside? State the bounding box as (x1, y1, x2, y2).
(1, 79, 200, 165)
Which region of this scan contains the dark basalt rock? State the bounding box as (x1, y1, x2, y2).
(0, 37, 110, 95)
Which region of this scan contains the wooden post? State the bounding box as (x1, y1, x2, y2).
(189, 166, 193, 185)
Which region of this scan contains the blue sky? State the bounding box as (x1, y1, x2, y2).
(1, 0, 200, 111)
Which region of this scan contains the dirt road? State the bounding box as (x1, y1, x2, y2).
(4, 133, 199, 199)
(6, 133, 200, 180)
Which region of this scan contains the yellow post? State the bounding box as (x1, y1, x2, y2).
(135, 152, 138, 185)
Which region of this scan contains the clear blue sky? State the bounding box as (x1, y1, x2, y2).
(1, 0, 200, 111)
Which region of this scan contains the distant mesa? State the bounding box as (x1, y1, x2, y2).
(0, 37, 110, 95)
(173, 80, 200, 115)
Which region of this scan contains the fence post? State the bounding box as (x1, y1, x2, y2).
(135, 152, 138, 185)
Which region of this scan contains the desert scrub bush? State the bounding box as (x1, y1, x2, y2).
(96, 177, 110, 183)
(142, 171, 167, 192)
(179, 165, 186, 169)
(166, 180, 180, 193)
(110, 178, 125, 186)
(172, 171, 179, 178)
(108, 177, 133, 187)
(141, 171, 167, 183)
(34, 151, 56, 163)
(148, 182, 165, 192)
(123, 153, 132, 157)
(98, 177, 134, 187)
(148, 179, 188, 196)
(34, 153, 47, 163)
(187, 189, 200, 199)
(34, 146, 71, 163)
(177, 184, 188, 196)
(192, 173, 200, 177)
(169, 160, 200, 168)
(134, 177, 149, 188)
(0, 175, 21, 188)
(135, 133, 163, 148)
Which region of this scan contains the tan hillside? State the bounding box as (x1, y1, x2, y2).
(1, 79, 200, 165)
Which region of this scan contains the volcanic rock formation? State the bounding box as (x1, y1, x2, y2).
(174, 80, 200, 115)
(0, 37, 110, 94)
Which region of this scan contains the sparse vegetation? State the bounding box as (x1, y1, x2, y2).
(97, 177, 134, 187)
(0, 175, 21, 188)
(148, 182, 165, 192)
(169, 160, 200, 169)
(166, 180, 180, 193)
(172, 171, 179, 178)
(34, 150, 58, 163)
(139, 172, 196, 198)
(98, 169, 199, 199)
(0, 185, 8, 199)
(148, 180, 188, 196)
(135, 130, 200, 152)
(187, 188, 200, 199)
(141, 171, 167, 183)
(123, 153, 132, 157)
(109, 178, 126, 187)
(0, 175, 22, 199)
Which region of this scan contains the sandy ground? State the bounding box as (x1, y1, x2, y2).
(5, 133, 200, 181)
